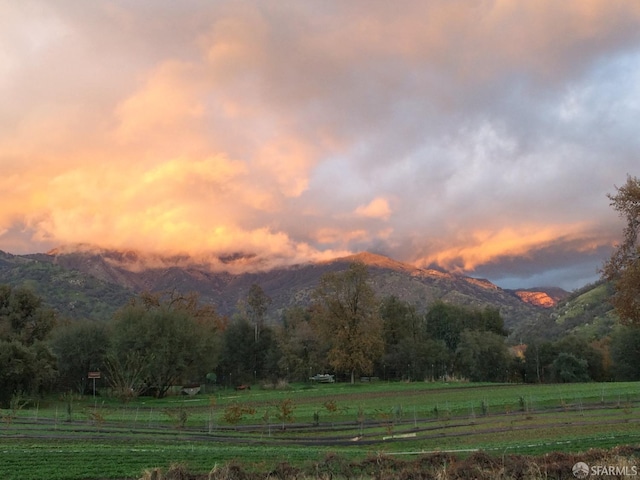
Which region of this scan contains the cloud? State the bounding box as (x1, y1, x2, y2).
(355, 198, 392, 220)
(114, 61, 205, 144)
(1, 1, 640, 288)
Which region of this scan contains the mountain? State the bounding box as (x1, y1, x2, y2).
(9, 247, 560, 329)
(508, 287, 570, 308)
(510, 281, 618, 342)
(0, 250, 133, 320)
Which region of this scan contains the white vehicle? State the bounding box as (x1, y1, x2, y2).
(309, 374, 335, 383)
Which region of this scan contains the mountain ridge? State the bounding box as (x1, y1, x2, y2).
(3, 247, 567, 327)
(0, 249, 133, 320)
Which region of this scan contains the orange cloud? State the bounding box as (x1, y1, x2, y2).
(141, 156, 247, 189)
(253, 136, 316, 198)
(115, 62, 202, 141)
(415, 223, 609, 273)
(313, 228, 369, 246)
(355, 197, 392, 220)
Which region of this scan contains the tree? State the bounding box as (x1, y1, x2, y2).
(219, 316, 280, 385)
(522, 335, 605, 383)
(0, 285, 57, 407)
(275, 398, 295, 430)
(455, 330, 510, 382)
(551, 353, 590, 383)
(610, 325, 640, 380)
(601, 175, 640, 326)
(425, 302, 466, 351)
(247, 283, 271, 342)
(253, 324, 280, 381)
(312, 262, 384, 384)
(219, 317, 255, 385)
(103, 351, 148, 401)
(0, 340, 57, 407)
(380, 296, 422, 348)
(474, 307, 508, 337)
(554, 336, 605, 382)
(0, 284, 56, 346)
(379, 296, 447, 381)
(523, 341, 557, 383)
(277, 306, 328, 381)
(109, 291, 222, 398)
(423, 302, 508, 378)
(50, 320, 109, 394)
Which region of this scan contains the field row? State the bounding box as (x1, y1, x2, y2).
(2, 382, 640, 479)
(7, 381, 640, 426)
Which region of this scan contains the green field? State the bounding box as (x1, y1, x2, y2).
(2, 381, 640, 479)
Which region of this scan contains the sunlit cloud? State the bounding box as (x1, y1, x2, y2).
(114, 61, 205, 144)
(355, 198, 392, 220)
(415, 224, 609, 273)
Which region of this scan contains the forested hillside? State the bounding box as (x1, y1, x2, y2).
(26, 248, 548, 328)
(512, 281, 618, 342)
(0, 250, 133, 320)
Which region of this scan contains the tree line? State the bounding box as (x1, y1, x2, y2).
(1, 261, 638, 408)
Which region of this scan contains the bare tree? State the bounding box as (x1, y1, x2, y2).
(104, 351, 147, 402)
(247, 284, 271, 342)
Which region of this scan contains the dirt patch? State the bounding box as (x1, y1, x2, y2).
(132, 446, 640, 480)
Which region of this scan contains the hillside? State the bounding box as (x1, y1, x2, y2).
(15, 248, 555, 328)
(511, 280, 618, 342)
(0, 250, 133, 320)
(508, 287, 570, 308)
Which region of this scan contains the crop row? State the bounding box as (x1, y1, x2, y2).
(0, 439, 341, 480)
(2, 382, 640, 479)
(8, 382, 639, 431)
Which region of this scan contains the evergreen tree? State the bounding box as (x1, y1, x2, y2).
(0, 285, 57, 407)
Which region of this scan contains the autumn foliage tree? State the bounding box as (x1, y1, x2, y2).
(312, 262, 383, 384)
(602, 175, 640, 326)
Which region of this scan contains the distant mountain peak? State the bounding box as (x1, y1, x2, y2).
(510, 287, 570, 308)
(334, 252, 421, 273)
(464, 276, 500, 291)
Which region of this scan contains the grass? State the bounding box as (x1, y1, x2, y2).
(1, 381, 639, 479)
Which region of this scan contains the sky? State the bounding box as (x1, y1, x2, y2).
(1, 1, 640, 290)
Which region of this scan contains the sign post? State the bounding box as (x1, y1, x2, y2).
(88, 372, 101, 400)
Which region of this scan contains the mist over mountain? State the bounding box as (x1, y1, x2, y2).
(0, 246, 571, 329)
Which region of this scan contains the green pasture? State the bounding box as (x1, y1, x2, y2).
(8, 381, 639, 424)
(2, 381, 640, 480)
